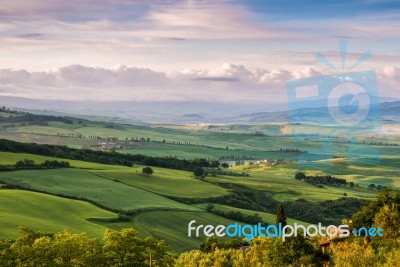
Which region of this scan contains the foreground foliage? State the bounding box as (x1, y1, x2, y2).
(176, 237, 400, 267)
(0, 228, 175, 267)
(352, 188, 400, 241)
(0, 227, 399, 266)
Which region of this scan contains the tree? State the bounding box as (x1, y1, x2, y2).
(178, 236, 319, 267)
(1, 227, 175, 267)
(208, 160, 220, 168)
(295, 172, 306, 180)
(368, 183, 377, 190)
(0, 240, 14, 267)
(382, 249, 400, 267)
(199, 237, 247, 253)
(51, 230, 102, 266)
(10, 227, 53, 266)
(15, 159, 35, 169)
(142, 167, 153, 175)
(276, 204, 287, 227)
(193, 167, 204, 177)
(205, 204, 214, 212)
(374, 204, 400, 241)
(351, 188, 398, 228)
(331, 241, 377, 267)
(221, 163, 229, 168)
(103, 228, 146, 266)
(103, 228, 174, 267)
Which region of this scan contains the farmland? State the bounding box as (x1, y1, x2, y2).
(0, 168, 198, 212)
(91, 167, 228, 198)
(0, 110, 398, 251)
(0, 189, 117, 239)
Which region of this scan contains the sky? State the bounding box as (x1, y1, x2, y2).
(0, 0, 400, 104)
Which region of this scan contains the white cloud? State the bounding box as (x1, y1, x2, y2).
(0, 63, 397, 103)
(376, 66, 400, 97)
(0, 63, 333, 103)
(176, 63, 322, 84)
(0, 65, 167, 88)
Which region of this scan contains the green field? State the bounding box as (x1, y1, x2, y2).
(0, 152, 133, 170)
(2, 120, 333, 152)
(0, 168, 198, 212)
(0, 190, 242, 252)
(0, 189, 117, 239)
(206, 163, 378, 202)
(98, 210, 240, 252)
(117, 141, 305, 160)
(196, 203, 311, 226)
(92, 166, 228, 198)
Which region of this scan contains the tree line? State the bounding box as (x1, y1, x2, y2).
(295, 172, 389, 192)
(0, 139, 221, 171)
(295, 172, 347, 186)
(0, 159, 70, 172)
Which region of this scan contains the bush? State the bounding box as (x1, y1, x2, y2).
(142, 167, 153, 175)
(295, 172, 306, 180)
(193, 167, 204, 177)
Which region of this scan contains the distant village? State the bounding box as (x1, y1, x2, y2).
(90, 137, 141, 151)
(251, 158, 285, 166)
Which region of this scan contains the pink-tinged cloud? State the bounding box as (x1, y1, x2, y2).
(176, 63, 322, 84)
(143, 1, 287, 40)
(377, 67, 400, 96)
(0, 63, 397, 103)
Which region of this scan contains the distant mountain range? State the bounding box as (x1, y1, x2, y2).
(1, 95, 399, 124)
(217, 101, 400, 124)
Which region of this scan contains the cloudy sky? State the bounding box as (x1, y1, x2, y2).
(0, 0, 400, 104)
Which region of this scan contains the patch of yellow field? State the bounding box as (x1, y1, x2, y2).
(280, 124, 293, 135)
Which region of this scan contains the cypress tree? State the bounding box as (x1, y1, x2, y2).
(276, 204, 287, 227)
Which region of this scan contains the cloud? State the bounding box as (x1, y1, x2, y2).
(0, 0, 398, 75)
(0, 63, 325, 103)
(192, 77, 240, 82)
(0, 62, 323, 90)
(142, 1, 286, 40)
(14, 33, 45, 39)
(376, 67, 400, 97)
(0, 0, 147, 20)
(0, 0, 398, 56)
(178, 63, 322, 85)
(0, 1, 291, 45)
(56, 65, 168, 87)
(0, 63, 398, 103)
(164, 37, 186, 41)
(0, 65, 168, 88)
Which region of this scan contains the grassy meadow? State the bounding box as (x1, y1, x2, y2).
(0, 189, 117, 239)
(0, 168, 198, 212)
(91, 167, 228, 198)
